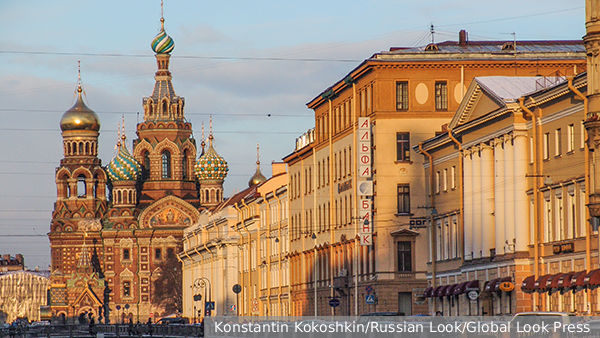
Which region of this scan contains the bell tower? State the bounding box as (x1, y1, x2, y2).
(132, 15, 198, 206)
(50, 64, 107, 277)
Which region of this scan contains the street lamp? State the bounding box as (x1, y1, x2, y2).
(192, 277, 213, 318)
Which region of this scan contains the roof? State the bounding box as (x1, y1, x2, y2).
(308, 39, 584, 108)
(475, 76, 542, 103)
(384, 40, 583, 55)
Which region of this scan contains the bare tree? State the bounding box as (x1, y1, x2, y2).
(152, 252, 182, 314)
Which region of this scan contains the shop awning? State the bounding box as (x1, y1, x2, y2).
(465, 280, 480, 292)
(423, 287, 433, 298)
(444, 284, 457, 297)
(546, 273, 564, 289)
(557, 272, 575, 289)
(453, 282, 469, 295)
(533, 275, 552, 292)
(432, 286, 442, 297)
(584, 269, 600, 288)
(521, 275, 535, 294)
(571, 270, 587, 291)
(494, 276, 513, 292)
(437, 285, 451, 297)
(485, 278, 499, 292)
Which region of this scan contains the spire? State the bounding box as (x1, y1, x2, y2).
(77, 231, 92, 272)
(200, 122, 206, 156)
(60, 62, 100, 132)
(209, 115, 214, 147)
(248, 142, 267, 187)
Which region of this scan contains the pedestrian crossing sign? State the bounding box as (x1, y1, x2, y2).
(365, 294, 375, 304)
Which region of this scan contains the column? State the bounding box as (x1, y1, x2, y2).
(494, 137, 506, 255)
(480, 143, 495, 258)
(472, 146, 482, 259)
(463, 150, 473, 260)
(513, 131, 530, 251)
(503, 135, 516, 252)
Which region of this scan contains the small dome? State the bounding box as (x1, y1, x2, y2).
(248, 163, 267, 187)
(60, 89, 100, 132)
(195, 144, 229, 181)
(107, 138, 141, 181)
(151, 18, 175, 54)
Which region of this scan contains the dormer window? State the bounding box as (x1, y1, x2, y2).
(425, 44, 439, 51)
(502, 42, 515, 51)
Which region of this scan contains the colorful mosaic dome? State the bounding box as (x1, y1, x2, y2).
(195, 144, 229, 181)
(107, 138, 141, 181)
(151, 18, 175, 54)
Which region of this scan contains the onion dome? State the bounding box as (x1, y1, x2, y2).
(60, 86, 100, 132)
(248, 142, 267, 187)
(248, 163, 267, 187)
(195, 136, 229, 181)
(107, 135, 141, 181)
(151, 18, 175, 54)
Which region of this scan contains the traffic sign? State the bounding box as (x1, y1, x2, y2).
(205, 302, 215, 310)
(232, 284, 242, 294)
(329, 298, 341, 308)
(230, 305, 236, 312)
(365, 294, 375, 304)
(365, 285, 373, 294)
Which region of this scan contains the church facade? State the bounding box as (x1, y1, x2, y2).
(47, 16, 228, 323)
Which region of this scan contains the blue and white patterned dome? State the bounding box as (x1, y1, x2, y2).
(107, 137, 140, 181)
(151, 18, 175, 54)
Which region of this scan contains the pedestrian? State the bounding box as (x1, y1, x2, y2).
(146, 317, 153, 337)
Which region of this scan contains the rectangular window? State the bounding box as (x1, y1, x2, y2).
(581, 120, 586, 149)
(397, 241, 412, 272)
(155, 248, 161, 260)
(123, 248, 130, 260)
(396, 132, 410, 161)
(555, 128, 562, 156)
(568, 124, 575, 152)
(435, 81, 448, 110)
(435, 172, 440, 194)
(123, 281, 131, 297)
(396, 81, 408, 110)
(451, 166, 456, 190)
(397, 184, 410, 214)
(443, 169, 448, 192)
(543, 132, 550, 160)
(167, 248, 174, 258)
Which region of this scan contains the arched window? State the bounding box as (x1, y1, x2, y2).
(78, 142, 83, 155)
(148, 101, 153, 116)
(77, 175, 87, 198)
(162, 101, 168, 115)
(143, 151, 150, 180)
(205, 190, 209, 203)
(182, 152, 188, 180)
(161, 151, 171, 179)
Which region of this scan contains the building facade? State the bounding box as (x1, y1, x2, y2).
(284, 33, 586, 316)
(48, 16, 227, 323)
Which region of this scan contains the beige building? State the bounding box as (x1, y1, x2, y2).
(234, 161, 290, 316)
(416, 73, 592, 315)
(284, 32, 586, 316)
(181, 160, 289, 318)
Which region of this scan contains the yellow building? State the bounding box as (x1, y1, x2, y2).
(416, 73, 592, 315)
(234, 161, 289, 316)
(284, 32, 586, 316)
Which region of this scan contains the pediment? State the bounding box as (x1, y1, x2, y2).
(138, 195, 199, 229)
(449, 82, 503, 129)
(73, 287, 103, 308)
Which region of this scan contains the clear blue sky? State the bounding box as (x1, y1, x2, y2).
(0, 0, 585, 269)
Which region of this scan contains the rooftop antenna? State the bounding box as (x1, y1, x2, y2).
(430, 23, 435, 44)
(511, 32, 517, 53)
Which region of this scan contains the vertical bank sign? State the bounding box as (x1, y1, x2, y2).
(358, 117, 373, 246)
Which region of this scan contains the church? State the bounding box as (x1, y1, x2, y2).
(47, 15, 229, 323)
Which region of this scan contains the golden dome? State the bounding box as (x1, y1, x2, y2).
(60, 89, 100, 132)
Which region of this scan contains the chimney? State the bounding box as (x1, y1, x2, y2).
(459, 30, 468, 46)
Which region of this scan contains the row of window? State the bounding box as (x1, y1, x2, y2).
(121, 247, 173, 261)
(140, 150, 194, 180)
(396, 81, 448, 111)
(540, 122, 585, 160)
(435, 166, 457, 194)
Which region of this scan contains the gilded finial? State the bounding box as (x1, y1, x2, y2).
(77, 61, 82, 93)
(209, 115, 214, 147)
(256, 142, 260, 165)
(121, 114, 127, 141)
